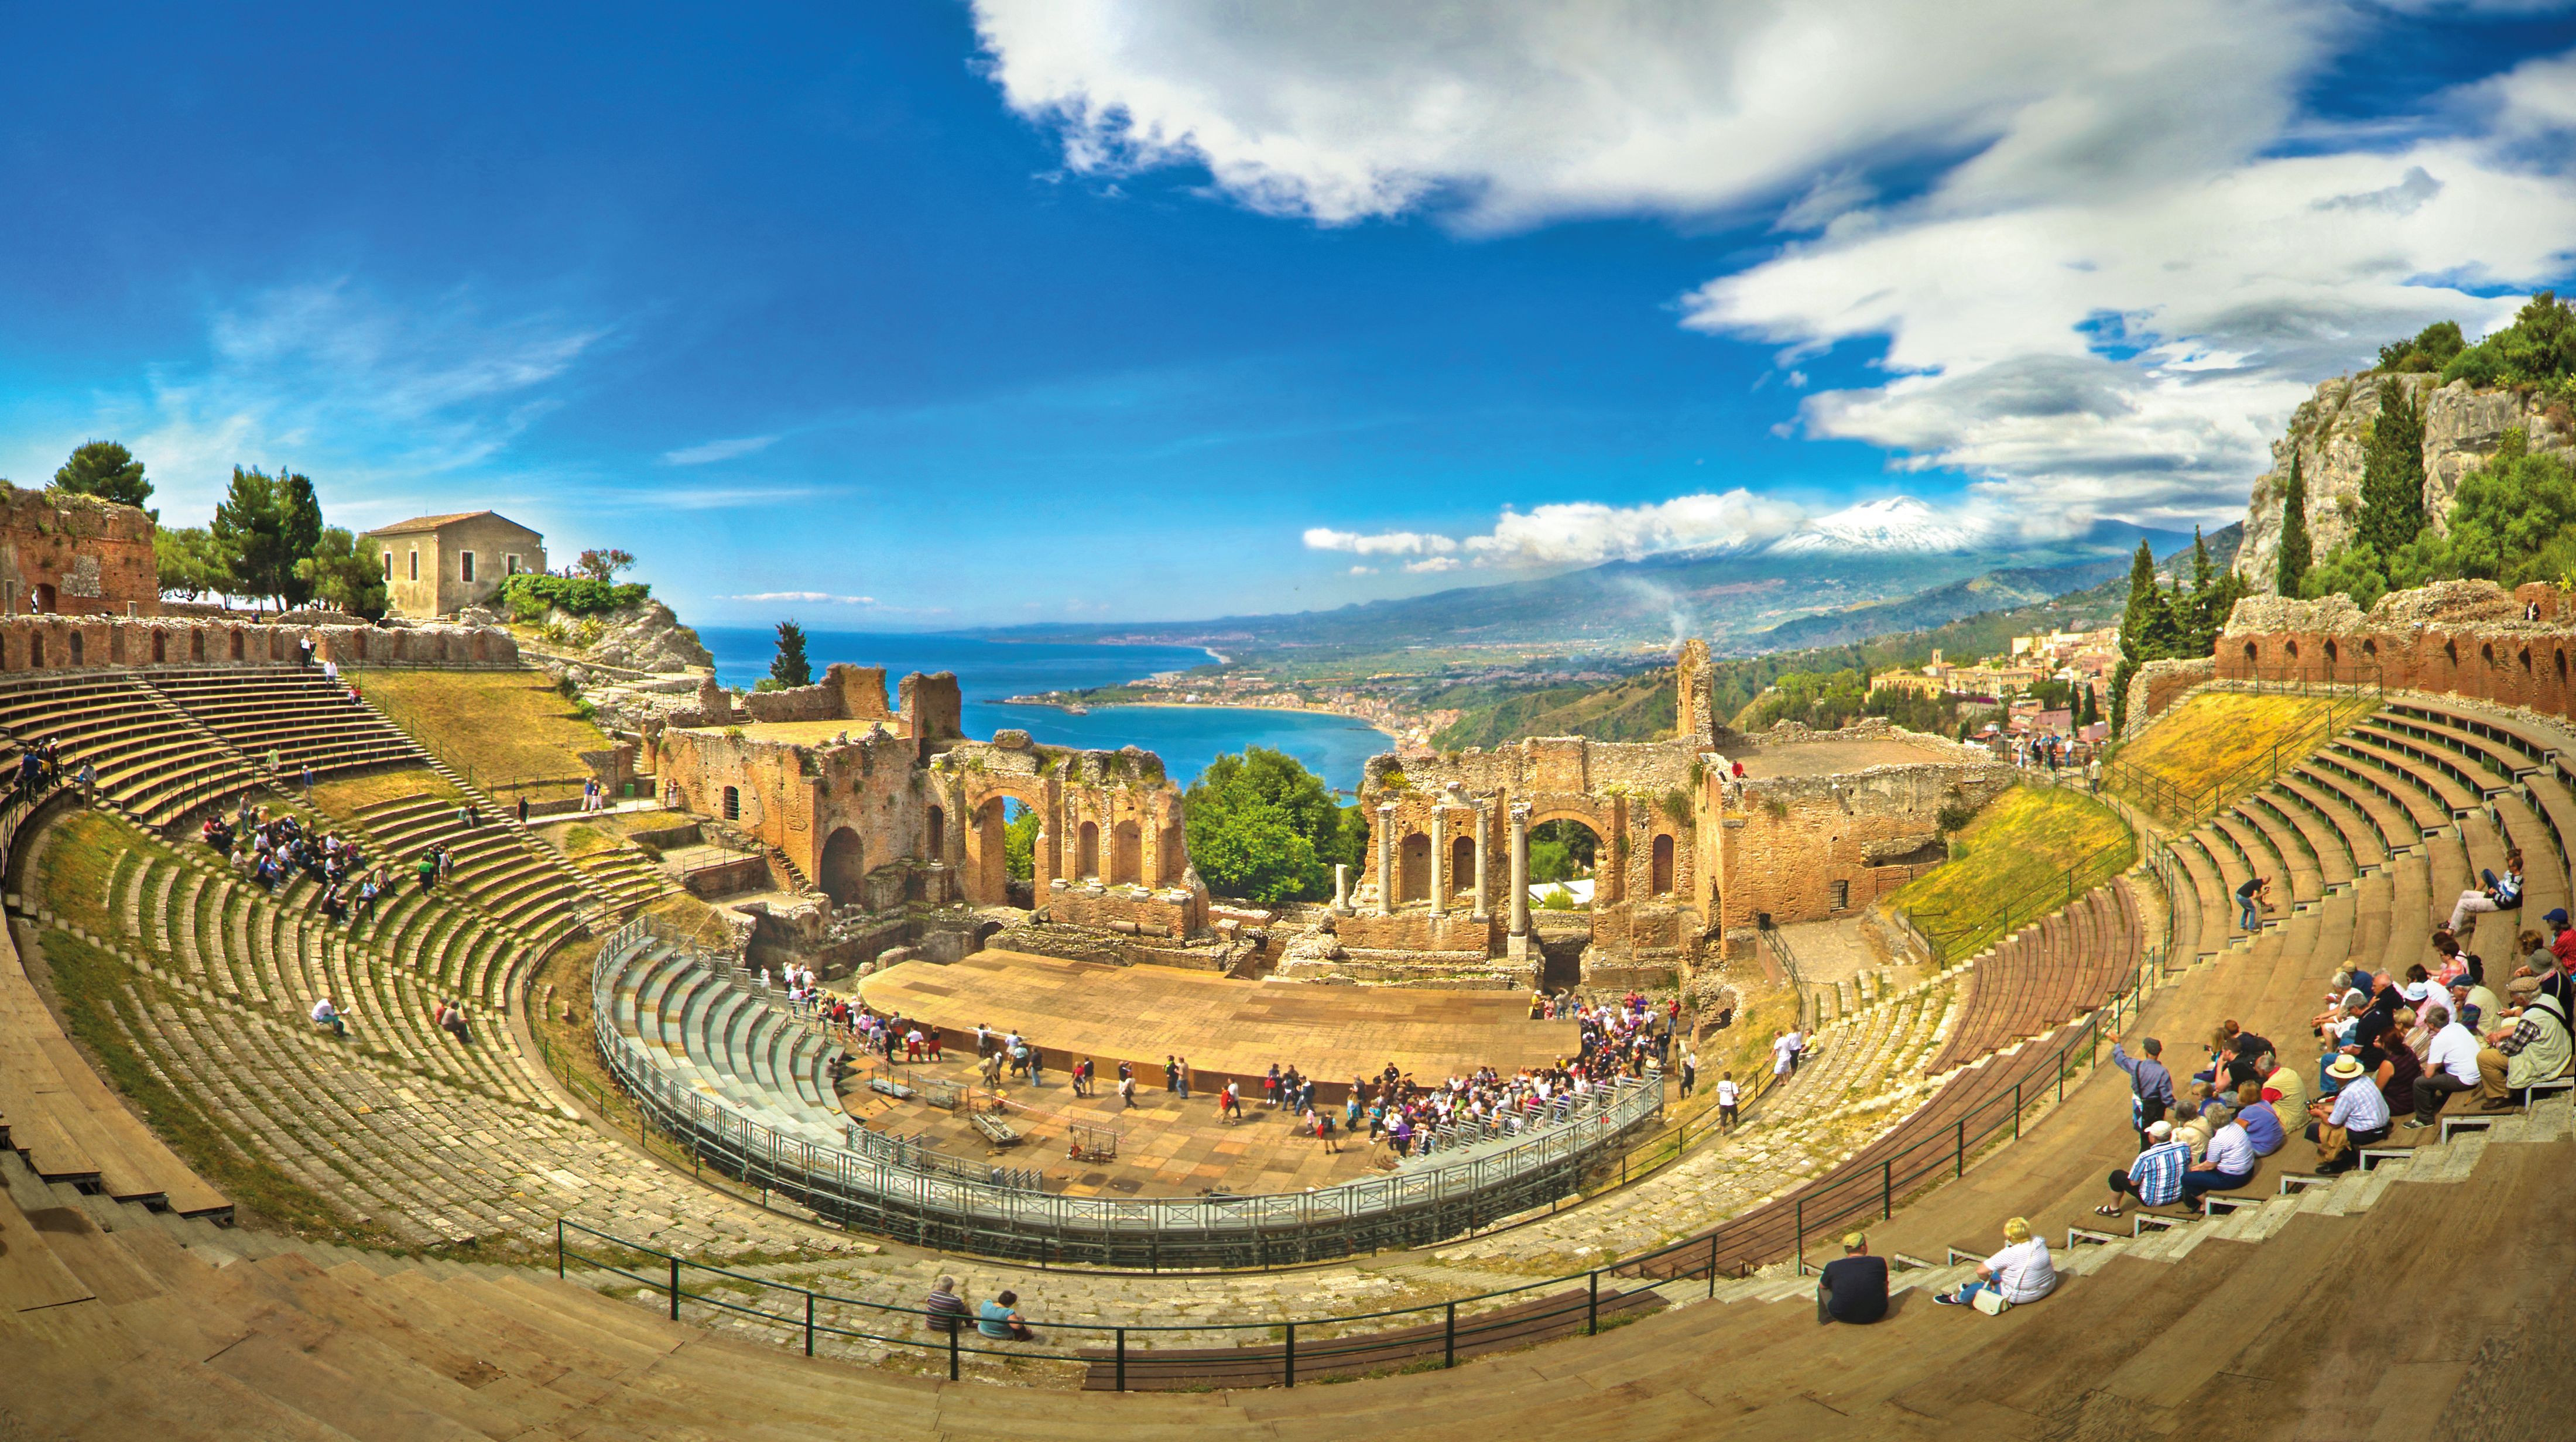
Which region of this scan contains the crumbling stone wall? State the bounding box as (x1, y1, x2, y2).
(0, 485, 157, 617)
(0, 614, 513, 673)
(2217, 580, 2576, 716)
(1711, 752, 2012, 939)
(741, 663, 899, 724)
(2122, 657, 2218, 738)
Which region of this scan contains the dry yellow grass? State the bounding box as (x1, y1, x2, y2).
(1889, 785, 2133, 963)
(306, 765, 460, 817)
(2111, 692, 2355, 823)
(361, 670, 611, 803)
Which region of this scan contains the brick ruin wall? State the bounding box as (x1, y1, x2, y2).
(0, 614, 515, 674)
(1711, 757, 2014, 947)
(0, 485, 157, 616)
(2214, 580, 2576, 718)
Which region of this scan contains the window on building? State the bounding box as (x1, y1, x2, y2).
(409, 549, 420, 582)
(1828, 879, 1851, 912)
(460, 550, 477, 584)
(381, 551, 392, 579)
(722, 786, 741, 821)
(506, 553, 522, 576)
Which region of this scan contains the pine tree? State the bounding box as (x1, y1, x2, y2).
(52, 440, 155, 515)
(2117, 540, 2161, 667)
(769, 619, 813, 689)
(2276, 447, 2312, 595)
(275, 471, 324, 609)
(211, 467, 286, 608)
(2357, 378, 2427, 556)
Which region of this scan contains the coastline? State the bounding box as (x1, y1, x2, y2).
(993, 696, 1396, 744)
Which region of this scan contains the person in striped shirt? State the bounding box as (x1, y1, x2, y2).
(2446, 848, 2523, 937)
(2097, 1120, 2191, 1216)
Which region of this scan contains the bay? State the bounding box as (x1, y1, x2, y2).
(696, 628, 1390, 792)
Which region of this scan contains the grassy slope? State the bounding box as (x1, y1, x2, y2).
(2109, 692, 2352, 823)
(361, 669, 612, 802)
(1887, 786, 2135, 961)
(34, 810, 405, 1246)
(1432, 669, 1677, 749)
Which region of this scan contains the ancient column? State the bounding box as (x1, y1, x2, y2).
(1471, 800, 1491, 920)
(1375, 803, 1397, 916)
(1508, 802, 1532, 939)
(1332, 862, 1351, 913)
(1428, 807, 1448, 916)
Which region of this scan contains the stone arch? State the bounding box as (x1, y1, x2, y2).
(1450, 835, 1475, 899)
(66, 631, 82, 666)
(2444, 638, 2459, 666)
(926, 804, 946, 862)
(1398, 833, 1433, 902)
(229, 629, 245, 662)
(2558, 649, 2568, 686)
(2283, 639, 2298, 660)
(151, 631, 167, 664)
(819, 827, 866, 909)
(2481, 642, 2497, 667)
(2323, 638, 2338, 666)
(1077, 820, 1100, 881)
(1526, 810, 1614, 906)
(2362, 638, 2378, 660)
(2242, 640, 2258, 666)
(29, 632, 43, 667)
(1160, 821, 1184, 885)
(191, 629, 206, 662)
(30, 583, 55, 613)
(1651, 833, 1676, 896)
(1111, 819, 1143, 885)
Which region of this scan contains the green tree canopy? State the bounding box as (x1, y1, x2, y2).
(1183, 747, 1363, 904)
(2442, 291, 2576, 398)
(576, 548, 635, 582)
(2356, 379, 2427, 558)
(769, 619, 813, 689)
(52, 440, 154, 513)
(2378, 320, 2465, 374)
(211, 466, 287, 607)
(294, 528, 390, 619)
(153, 526, 225, 600)
(275, 472, 324, 609)
(2276, 448, 2312, 596)
(1002, 804, 1039, 881)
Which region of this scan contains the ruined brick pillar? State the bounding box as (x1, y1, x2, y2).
(1375, 803, 1396, 916)
(1508, 803, 1531, 940)
(1471, 800, 1491, 921)
(1428, 807, 1448, 916)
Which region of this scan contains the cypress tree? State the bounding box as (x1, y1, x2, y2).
(2357, 378, 2427, 556)
(2276, 447, 2312, 595)
(769, 619, 813, 689)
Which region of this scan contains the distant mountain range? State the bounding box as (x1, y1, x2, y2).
(984, 511, 2205, 657)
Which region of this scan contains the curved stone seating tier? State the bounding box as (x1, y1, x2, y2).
(352, 794, 601, 952)
(16, 807, 823, 1252)
(1925, 885, 2142, 1076)
(610, 940, 845, 1150)
(141, 666, 428, 776)
(0, 673, 247, 826)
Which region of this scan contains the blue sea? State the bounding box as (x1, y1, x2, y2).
(696, 628, 1390, 792)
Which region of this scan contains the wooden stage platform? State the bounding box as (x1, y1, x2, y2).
(858, 950, 1579, 1103)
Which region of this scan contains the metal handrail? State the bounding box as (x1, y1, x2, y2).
(2105, 662, 2384, 826)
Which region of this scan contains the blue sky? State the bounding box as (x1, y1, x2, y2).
(3, 2, 2572, 629)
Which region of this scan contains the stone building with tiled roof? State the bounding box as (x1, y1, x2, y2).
(365, 511, 545, 619)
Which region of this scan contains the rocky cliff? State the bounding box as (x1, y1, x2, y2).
(2233, 374, 2575, 593)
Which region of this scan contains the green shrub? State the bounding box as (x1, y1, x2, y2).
(499, 573, 651, 619)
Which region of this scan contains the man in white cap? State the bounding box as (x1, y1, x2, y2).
(2097, 1119, 2191, 1217)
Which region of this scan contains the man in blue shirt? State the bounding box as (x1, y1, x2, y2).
(2112, 1034, 2176, 1147)
(2099, 1119, 2191, 1216)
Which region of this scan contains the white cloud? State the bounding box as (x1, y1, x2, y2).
(1462, 490, 1811, 565)
(661, 434, 782, 466)
(76, 279, 607, 529)
(974, 0, 2317, 230)
(1302, 526, 1460, 556)
(1347, 564, 1378, 575)
(1403, 556, 1461, 573)
(978, 4, 2576, 528)
(720, 591, 878, 605)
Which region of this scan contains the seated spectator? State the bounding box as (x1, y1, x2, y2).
(2505, 929, 2567, 1002)
(1817, 1233, 1888, 1325)
(2406, 1006, 2483, 1129)
(310, 996, 347, 1038)
(1934, 1217, 2056, 1310)
(2234, 1082, 2286, 1156)
(2173, 1089, 2217, 1163)
(2099, 1120, 2191, 1217)
(2446, 848, 2523, 936)
(2259, 1052, 2306, 1119)
(977, 1290, 1034, 1341)
(2180, 1102, 2256, 1203)
(2306, 1056, 2391, 1172)
(923, 1275, 969, 1335)
(2448, 974, 2503, 1034)
(2478, 990, 2571, 1111)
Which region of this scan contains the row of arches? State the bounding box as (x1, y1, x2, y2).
(1386, 818, 1678, 903)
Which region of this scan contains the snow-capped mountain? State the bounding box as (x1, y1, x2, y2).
(1763, 497, 2007, 555)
